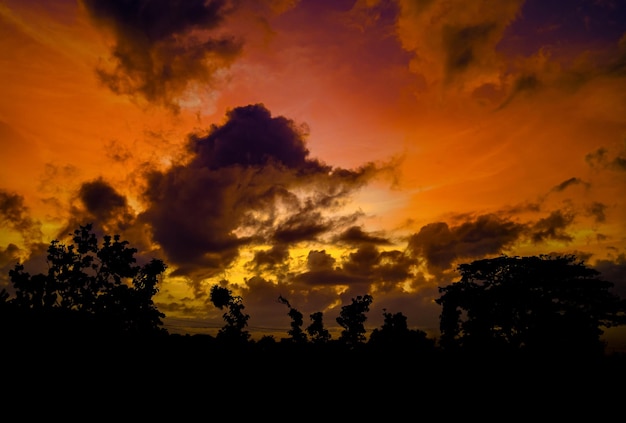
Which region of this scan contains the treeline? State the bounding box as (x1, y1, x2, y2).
(2, 224, 626, 364)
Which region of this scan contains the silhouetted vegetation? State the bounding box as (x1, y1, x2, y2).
(209, 284, 251, 346)
(2, 225, 626, 388)
(436, 254, 626, 360)
(278, 295, 308, 344)
(0, 224, 167, 343)
(336, 294, 373, 348)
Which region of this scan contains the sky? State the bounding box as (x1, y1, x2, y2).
(1, 0, 625, 350)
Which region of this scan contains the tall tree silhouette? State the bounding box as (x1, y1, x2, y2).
(210, 284, 250, 345)
(0, 224, 167, 339)
(306, 311, 331, 344)
(436, 254, 626, 357)
(336, 294, 373, 348)
(278, 295, 307, 343)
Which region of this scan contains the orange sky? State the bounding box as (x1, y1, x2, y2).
(1, 0, 625, 349)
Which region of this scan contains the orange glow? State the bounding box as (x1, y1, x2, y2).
(1, 0, 625, 348)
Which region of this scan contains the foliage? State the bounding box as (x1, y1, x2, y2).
(278, 295, 308, 343)
(306, 311, 331, 344)
(0, 224, 167, 338)
(368, 309, 435, 354)
(210, 284, 250, 344)
(436, 254, 626, 357)
(336, 294, 373, 347)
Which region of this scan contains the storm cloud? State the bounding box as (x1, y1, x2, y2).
(140, 104, 385, 280)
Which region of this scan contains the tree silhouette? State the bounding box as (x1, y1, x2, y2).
(436, 254, 626, 358)
(278, 295, 307, 343)
(336, 294, 373, 348)
(210, 284, 250, 345)
(306, 311, 331, 344)
(368, 309, 435, 354)
(0, 224, 167, 339)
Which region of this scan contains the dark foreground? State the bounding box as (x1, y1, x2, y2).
(3, 334, 625, 420)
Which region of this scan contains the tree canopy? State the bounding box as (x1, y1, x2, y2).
(0, 224, 167, 340)
(436, 254, 626, 358)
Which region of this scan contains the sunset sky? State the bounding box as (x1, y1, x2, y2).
(1, 0, 625, 349)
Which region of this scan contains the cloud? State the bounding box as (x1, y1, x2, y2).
(0, 243, 22, 291)
(306, 250, 336, 272)
(334, 225, 392, 246)
(247, 244, 290, 273)
(585, 146, 626, 172)
(81, 0, 243, 111)
(408, 213, 526, 273)
(551, 177, 589, 192)
(394, 0, 524, 92)
(587, 202, 607, 223)
(79, 178, 131, 222)
(58, 178, 136, 237)
(530, 209, 575, 243)
(139, 104, 387, 281)
(289, 244, 416, 293)
(594, 254, 626, 298)
(0, 189, 43, 246)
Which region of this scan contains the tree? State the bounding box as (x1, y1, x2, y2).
(278, 295, 307, 343)
(0, 224, 167, 339)
(336, 294, 373, 348)
(436, 254, 626, 358)
(306, 311, 331, 344)
(210, 284, 250, 345)
(368, 309, 435, 354)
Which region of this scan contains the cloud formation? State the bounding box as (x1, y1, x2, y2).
(139, 103, 385, 281)
(0, 190, 42, 246)
(82, 0, 243, 111)
(408, 214, 526, 273)
(394, 0, 523, 92)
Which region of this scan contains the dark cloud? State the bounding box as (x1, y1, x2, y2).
(586, 147, 609, 168)
(79, 178, 129, 221)
(54, 178, 139, 247)
(443, 22, 497, 80)
(342, 244, 381, 277)
(188, 104, 313, 169)
(530, 209, 575, 243)
(247, 244, 290, 273)
(306, 250, 336, 272)
(272, 210, 329, 244)
(334, 225, 392, 246)
(68, 178, 135, 234)
(291, 246, 415, 292)
(496, 74, 541, 110)
(0, 189, 43, 246)
(587, 201, 607, 223)
(551, 177, 588, 192)
(408, 214, 525, 273)
(293, 267, 369, 287)
(139, 104, 386, 280)
(342, 244, 416, 289)
(82, 0, 243, 111)
(613, 156, 626, 171)
(586, 147, 626, 172)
